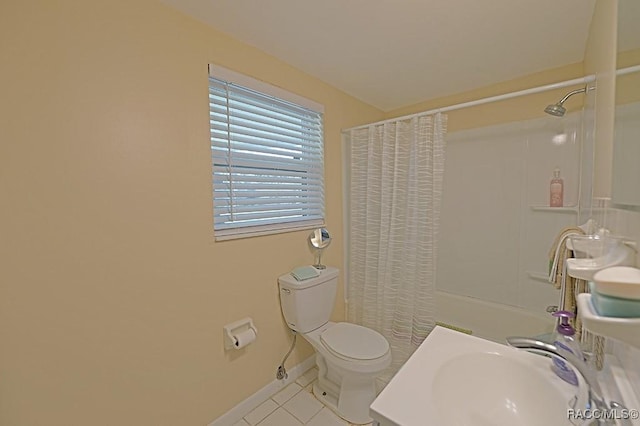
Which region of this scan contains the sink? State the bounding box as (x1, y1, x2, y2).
(370, 326, 583, 426)
(432, 352, 571, 426)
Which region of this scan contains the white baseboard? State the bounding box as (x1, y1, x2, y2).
(209, 355, 316, 426)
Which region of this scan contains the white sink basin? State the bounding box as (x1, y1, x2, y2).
(370, 326, 582, 426)
(432, 352, 571, 426)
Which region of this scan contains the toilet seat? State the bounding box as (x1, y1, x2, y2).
(320, 322, 389, 361)
(301, 321, 392, 423)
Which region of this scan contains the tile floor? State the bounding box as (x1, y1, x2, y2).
(233, 367, 375, 426)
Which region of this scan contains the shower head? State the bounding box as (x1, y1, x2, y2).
(544, 103, 567, 117)
(544, 86, 588, 117)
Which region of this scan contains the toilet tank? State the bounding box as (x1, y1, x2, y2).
(278, 266, 339, 333)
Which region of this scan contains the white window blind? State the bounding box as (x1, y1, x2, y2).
(209, 68, 325, 240)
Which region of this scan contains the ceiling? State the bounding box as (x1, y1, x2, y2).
(160, 0, 596, 112)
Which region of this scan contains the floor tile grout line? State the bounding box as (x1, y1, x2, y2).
(243, 398, 279, 426)
(281, 391, 323, 424)
(248, 370, 369, 426)
(305, 406, 328, 425)
(270, 379, 328, 425)
(271, 381, 305, 407)
(281, 404, 306, 424)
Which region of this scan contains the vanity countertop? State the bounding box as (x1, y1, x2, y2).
(369, 326, 578, 426)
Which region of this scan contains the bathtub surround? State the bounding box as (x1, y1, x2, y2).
(344, 113, 447, 378)
(435, 290, 554, 343)
(438, 112, 585, 316)
(341, 53, 610, 381)
(344, 73, 596, 341)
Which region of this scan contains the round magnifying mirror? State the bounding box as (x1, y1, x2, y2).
(309, 227, 331, 249)
(309, 228, 331, 269)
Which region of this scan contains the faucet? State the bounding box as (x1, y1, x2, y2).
(507, 336, 618, 425)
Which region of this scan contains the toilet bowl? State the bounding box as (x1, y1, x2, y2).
(303, 322, 391, 424)
(278, 267, 391, 424)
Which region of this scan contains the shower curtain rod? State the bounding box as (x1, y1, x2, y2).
(343, 74, 597, 132)
(343, 64, 640, 132)
(618, 64, 640, 76)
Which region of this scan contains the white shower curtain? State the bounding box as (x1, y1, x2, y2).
(346, 113, 447, 378)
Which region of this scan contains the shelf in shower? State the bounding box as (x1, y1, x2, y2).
(529, 205, 579, 213)
(527, 271, 552, 283)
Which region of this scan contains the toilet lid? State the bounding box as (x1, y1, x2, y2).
(320, 323, 389, 360)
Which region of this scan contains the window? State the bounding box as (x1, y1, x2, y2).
(208, 66, 325, 240)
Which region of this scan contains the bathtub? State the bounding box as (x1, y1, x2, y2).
(435, 290, 555, 344)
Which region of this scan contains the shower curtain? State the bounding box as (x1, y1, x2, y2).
(346, 113, 447, 378)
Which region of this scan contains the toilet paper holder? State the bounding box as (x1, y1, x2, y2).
(223, 317, 258, 350)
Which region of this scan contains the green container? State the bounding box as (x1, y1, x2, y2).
(590, 282, 640, 318)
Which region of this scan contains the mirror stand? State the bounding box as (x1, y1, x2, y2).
(309, 227, 331, 269)
(313, 250, 327, 270)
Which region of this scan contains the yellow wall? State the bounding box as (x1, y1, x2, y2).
(617, 49, 640, 105)
(584, 0, 618, 198)
(0, 1, 383, 425)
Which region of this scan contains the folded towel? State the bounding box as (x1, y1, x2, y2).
(547, 226, 590, 345)
(291, 266, 320, 281)
(548, 226, 585, 289)
(547, 225, 605, 371)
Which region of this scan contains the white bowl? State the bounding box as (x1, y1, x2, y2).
(432, 351, 572, 426)
(370, 327, 581, 426)
(593, 266, 640, 300)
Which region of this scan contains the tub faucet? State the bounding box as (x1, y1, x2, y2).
(506, 336, 619, 425)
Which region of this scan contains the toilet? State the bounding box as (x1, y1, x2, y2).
(278, 267, 391, 425)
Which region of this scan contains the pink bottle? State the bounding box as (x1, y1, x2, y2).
(550, 168, 564, 207)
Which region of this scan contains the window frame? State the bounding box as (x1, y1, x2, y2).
(208, 65, 326, 241)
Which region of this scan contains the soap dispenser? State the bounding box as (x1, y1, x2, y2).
(550, 168, 564, 207)
(551, 311, 584, 386)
